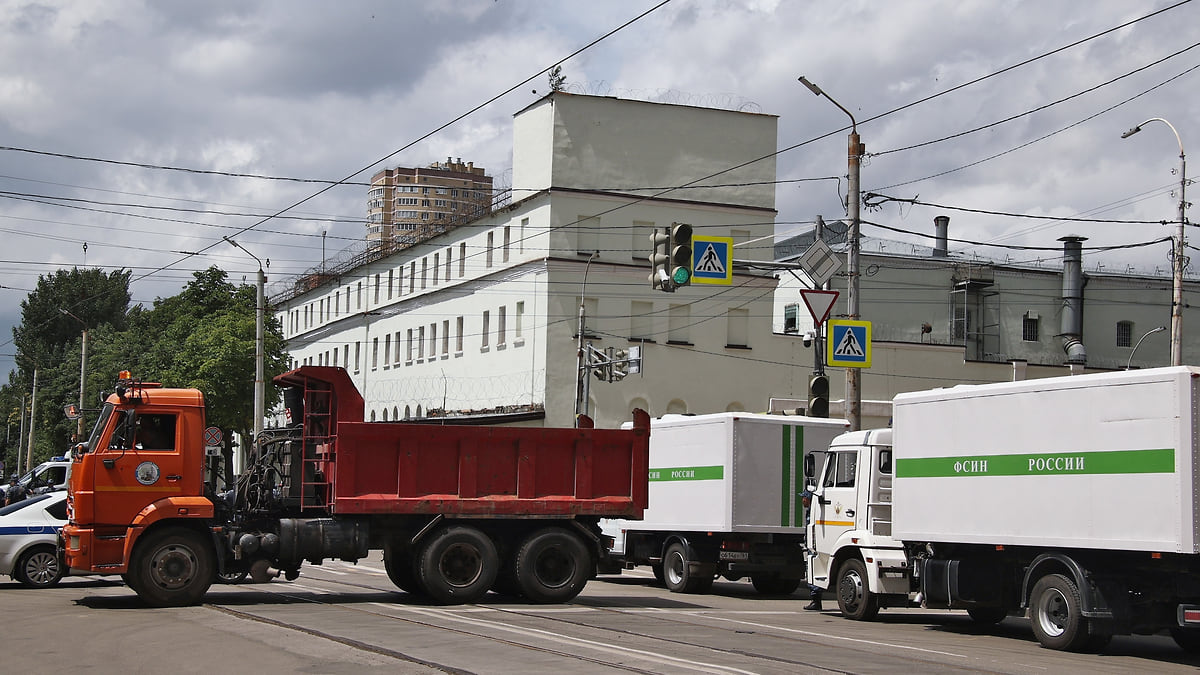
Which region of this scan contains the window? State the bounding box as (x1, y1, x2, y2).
(334, 291, 341, 317)
(631, 301, 653, 340)
(1022, 313, 1040, 342)
(1117, 321, 1133, 348)
(371, 337, 379, 370)
(354, 342, 361, 372)
(383, 334, 391, 368)
(374, 274, 381, 304)
(632, 221, 653, 260)
(497, 305, 507, 346)
(387, 270, 394, 299)
(343, 344, 350, 369)
(726, 308, 749, 348)
(421, 257, 428, 289)
(135, 413, 177, 451)
(442, 320, 450, 356)
(356, 282, 362, 310)
(429, 323, 437, 359)
(503, 226, 511, 262)
(486, 231, 494, 267)
(823, 451, 857, 488)
(409, 262, 416, 293)
(668, 304, 690, 344)
(784, 304, 800, 334)
(456, 316, 464, 353)
(433, 253, 440, 285)
(406, 329, 414, 363)
(459, 242, 467, 277)
(515, 301, 525, 340)
(577, 215, 599, 255)
(418, 326, 426, 360)
(482, 311, 490, 349)
(445, 247, 452, 281)
(520, 217, 528, 253)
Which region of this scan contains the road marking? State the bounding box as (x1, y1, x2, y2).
(700, 614, 968, 658)
(369, 603, 762, 674)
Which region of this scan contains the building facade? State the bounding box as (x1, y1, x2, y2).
(366, 158, 494, 249)
(276, 93, 799, 428)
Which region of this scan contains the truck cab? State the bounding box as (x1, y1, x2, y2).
(63, 373, 212, 584)
(806, 429, 911, 619)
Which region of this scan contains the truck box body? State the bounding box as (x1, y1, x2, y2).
(278, 366, 649, 519)
(330, 420, 649, 517)
(891, 366, 1199, 553)
(607, 413, 847, 549)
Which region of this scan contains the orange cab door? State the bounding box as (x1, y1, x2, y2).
(92, 409, 195, 527)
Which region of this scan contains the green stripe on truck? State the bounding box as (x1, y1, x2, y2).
(895, 447, 1175, 478)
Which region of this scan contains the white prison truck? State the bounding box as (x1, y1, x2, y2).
(601, 412, 847, 594)
(806, 366, 1200, 652)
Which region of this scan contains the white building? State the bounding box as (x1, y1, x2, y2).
(275, 93, 808, 428)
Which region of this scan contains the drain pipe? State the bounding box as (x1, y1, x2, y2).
(1058, 236, 1087, 365)
(933, 215, 949, 257)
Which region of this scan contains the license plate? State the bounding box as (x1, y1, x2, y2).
(719, 551, 750, 561)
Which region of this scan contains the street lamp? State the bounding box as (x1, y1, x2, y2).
(574, 251, 598, 427)
(58, 308, 88, 441)
(224, 237, 267, 442)
(798, 76, 866, 430)
(1126, 325, 1167, 370)
(1122, 118, 1188, 366)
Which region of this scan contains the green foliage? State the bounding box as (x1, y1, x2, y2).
(1, 266, 288, 468)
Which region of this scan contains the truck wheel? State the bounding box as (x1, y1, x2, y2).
(966, 607, 1008, 625)
(751, 573, 801, 596)
(836, 559, 880, 620)
(416, 525, 498, 605)
(663, 543, 713, 594)
(514, 527, 592, 604)
(15, 544, 64, 588)
(383, 542, 421, 595)
(1029, 573, 1090, 651)
(1170, 627, 1200, 653)
(129, 528, 215, 607)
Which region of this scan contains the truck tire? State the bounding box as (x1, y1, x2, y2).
(383, 542, 421, 595)
(1170, 627, 1200, 653)
(836, 559, 880, 620)
(14, 544, 64, 588)
(751, 573, 801, 596)
(1029, 573, 1090, 651)
(514, 527, 592, 604)
(966, 607, 1008, 625)
(129, 528, 215, 607)
(416, 525, 498, 605)
(663, 542, 713, 594)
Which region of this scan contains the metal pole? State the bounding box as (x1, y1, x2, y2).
(255, 266, 265, 440)
(26, 368, 36, 472)
(799, 76, 863, 429)
(16, 395, 25, 476)
(78, 328, 88, 440)
(574, 252, 598, 426)
(1122, 118, 1187, 365)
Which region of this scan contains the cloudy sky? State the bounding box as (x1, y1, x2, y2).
(0, 0, 1196, 378)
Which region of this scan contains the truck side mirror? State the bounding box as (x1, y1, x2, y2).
(803, 454, 816, 478)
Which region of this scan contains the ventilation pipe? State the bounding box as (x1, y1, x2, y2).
(933, 216, 949, 257)
(1059, 236, 1087, 364)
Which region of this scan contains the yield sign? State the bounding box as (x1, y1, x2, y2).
(799, 289, 839, 326)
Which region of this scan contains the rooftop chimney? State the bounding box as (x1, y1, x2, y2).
(1059, 235, 1087, 364)
(933, 215, 949, 257)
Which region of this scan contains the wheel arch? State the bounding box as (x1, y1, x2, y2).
(1022, 552, 1111, 618)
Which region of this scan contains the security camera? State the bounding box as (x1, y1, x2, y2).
(802, 330, 815, 348)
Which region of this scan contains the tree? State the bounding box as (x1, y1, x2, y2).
(3, 268, 132, 464)
(548, 64, 566, 92)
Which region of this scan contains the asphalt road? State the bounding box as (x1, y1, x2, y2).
(5, 555, 1199, 674)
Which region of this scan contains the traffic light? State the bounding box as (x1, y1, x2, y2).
(609, 347, 628, 381)
(669, 222, 693, 287)
(808, 374, 829, 418)
(648, 227, 672, 291)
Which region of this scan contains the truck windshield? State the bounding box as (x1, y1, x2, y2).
(83, 404, 115, 455)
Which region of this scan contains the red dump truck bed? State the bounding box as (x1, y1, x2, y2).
(275, 366, 650, 519)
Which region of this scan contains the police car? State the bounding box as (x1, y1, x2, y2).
(0, 491, 68, 588)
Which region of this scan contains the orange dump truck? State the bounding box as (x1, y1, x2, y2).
(62, 367, 650, 607)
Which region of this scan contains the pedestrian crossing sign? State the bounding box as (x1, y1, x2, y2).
(826, 319, 872, 368)
(691, 236, 733, 285)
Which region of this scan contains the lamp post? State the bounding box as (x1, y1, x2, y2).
(1126, 325, 1167, 370)
(574, 251, 598, 427)
(1122, 118, 1188, 366)
(58, 309, 88, 441)
(224, 237, 266, 442)
(799, 76, 865, 430)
